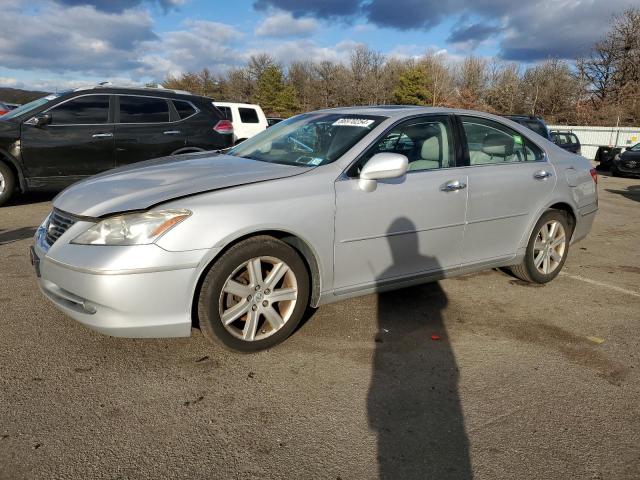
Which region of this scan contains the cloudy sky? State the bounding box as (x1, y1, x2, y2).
(0, 0, 635, 91)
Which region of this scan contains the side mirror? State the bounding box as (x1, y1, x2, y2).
(30, 114, 51, 127)
(358, 152, 408, 192)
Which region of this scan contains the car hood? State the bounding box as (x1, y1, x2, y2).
(53, 153, 312, 217)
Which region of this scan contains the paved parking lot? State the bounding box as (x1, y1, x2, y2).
(1, 171, 639, 480)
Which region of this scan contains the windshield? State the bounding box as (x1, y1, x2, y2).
(227, 113, 385, 166)
(1, 94, 61, 120)
(629, 143, 640, 152)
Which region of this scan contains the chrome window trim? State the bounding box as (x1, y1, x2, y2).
(35, 93, 111, 126)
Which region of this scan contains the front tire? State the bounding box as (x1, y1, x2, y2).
(0, 162, 16, 207)
(510, 210, 571, 284)
(610, 162, 621, 177)
(197, 236, 310, 352)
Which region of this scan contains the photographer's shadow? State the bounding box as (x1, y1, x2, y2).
(368, 218, 472, 479)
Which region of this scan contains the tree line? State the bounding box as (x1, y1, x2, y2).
(163, 8, 640, 126)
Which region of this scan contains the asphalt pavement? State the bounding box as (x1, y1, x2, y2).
(0, 172, 639, 479)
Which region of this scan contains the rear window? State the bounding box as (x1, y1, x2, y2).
(173, 100, 196, 120)
(523, 120, 548, 138)
(569, 134, 579, 145)
(239, 107, 259, 123)
(119, 96, 169, 123)
(216, 106, 232, 120)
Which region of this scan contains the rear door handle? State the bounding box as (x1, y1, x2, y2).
(534, 170, 553, 180)
(92, 133, 113, 138)
(441, 180, 467, 192)
(163, 130, 181, 135)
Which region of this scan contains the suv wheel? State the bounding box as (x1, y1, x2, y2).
(510, 210, 571, 284)
(0, 162, 16, 207)
(197, 236, 310, 352)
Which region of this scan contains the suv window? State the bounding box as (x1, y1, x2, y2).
(173, 100, 196, 120)
(569, 134, 579, 145)
(49, 95, 109, 125)
(522, 120, 548, 138)
(119, 96, 169, 123)
(353, 116, 453, 175)
(216, 106, 232, 120)
(239, 107, 259, 123)
(461, 116, 543, 165)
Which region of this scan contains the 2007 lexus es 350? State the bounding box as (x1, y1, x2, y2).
(31, 107, 598, 351)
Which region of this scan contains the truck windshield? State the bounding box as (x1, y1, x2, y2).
(227, 113, 385, 167)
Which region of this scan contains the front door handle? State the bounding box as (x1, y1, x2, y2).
(534, 170, 553, 180)
(92, 133, 113, 138)
(163, 130, 181, 135)
(441, 180, 467, 192)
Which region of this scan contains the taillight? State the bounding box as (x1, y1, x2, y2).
(590, 168, 598, 184)
(213, 119, 233, 134)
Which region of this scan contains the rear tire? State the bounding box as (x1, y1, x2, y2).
(197, 236, 310, 352)
(0, 162, 16, 207)
(510, 210, 571, 284)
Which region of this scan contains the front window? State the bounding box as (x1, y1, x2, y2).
(49, 95, 110, 125)
(1, 94, 61, 120)
(227, 113, 385, 167)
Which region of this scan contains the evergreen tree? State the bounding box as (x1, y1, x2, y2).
(393, 66, 431, 106)
(255, 65, 299, 117)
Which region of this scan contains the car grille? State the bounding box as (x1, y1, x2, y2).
(625, 160, 639, 169)
(45, 209, 77, 247)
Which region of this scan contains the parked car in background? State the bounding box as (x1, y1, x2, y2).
(267, 117, 284, 127)
(551, 130, 582, 155)
(0, 85, 233, 206)
(213, 102, 268, 144)
(504, 115, 551, 140)
(611, 142, 640, 177)
(595, 145, 623, 170)
(31, 106, 597, 351)
(0, 102, 11, 116)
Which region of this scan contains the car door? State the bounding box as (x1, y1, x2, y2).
(20, 94, 114, 182)
(458, 115, 555, 264)
(333, 115, 467, 292)
(114, 95, 184, 166)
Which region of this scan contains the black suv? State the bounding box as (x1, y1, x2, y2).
(0, 85, 234, 206)
(503, 115, 551, 140)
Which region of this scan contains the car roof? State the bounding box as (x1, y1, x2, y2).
(314, 105, 533, 123)
(69, 85, 210, 102)
(213, 102, 261, 108)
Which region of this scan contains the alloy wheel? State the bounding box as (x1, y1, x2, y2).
(218, 256, 298, 341)
(533, 220, 566, 275)
(0, 171, 5, 194)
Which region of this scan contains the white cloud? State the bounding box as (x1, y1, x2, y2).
(255, 11, 318, 38)
(0, 2, 156, 75)
(137, 20, 244, 79)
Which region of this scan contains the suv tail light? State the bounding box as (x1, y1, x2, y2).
(213, 119, 233, 134)
(590, 168, 598, 184)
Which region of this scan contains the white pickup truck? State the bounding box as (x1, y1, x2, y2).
(213, 102, 268, 145)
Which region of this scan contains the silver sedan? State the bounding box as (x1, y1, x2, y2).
(31, 107, 598, 351)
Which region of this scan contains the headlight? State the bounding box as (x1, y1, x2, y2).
(613, 154, 620, 161)
(72, 209, 191, 246)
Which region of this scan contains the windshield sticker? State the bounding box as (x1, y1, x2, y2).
(513, 135, 523, 145)
(333, 118, 375, 128)
(308, 157, 323, 166)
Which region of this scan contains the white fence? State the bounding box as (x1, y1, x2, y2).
(548, 125, 640, 159)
